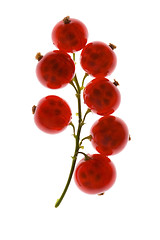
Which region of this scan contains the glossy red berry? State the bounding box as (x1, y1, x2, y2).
(34, 95, 72, 134)
(51, 16, 88, 53)
(36, 50, 75, 89)
(83, 77, 121, 115)
(74, 154, 116, 194)
(80, 41, 117, 77)
(91, 116, 129, 155)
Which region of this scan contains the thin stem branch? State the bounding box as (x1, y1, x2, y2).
(82, 108, 91, 123)
(77, 93, 82, 123)
(73, 53, 75, 62)
(79, 135, 92, 146)
(70, 80, 78, 93)
(73, 74, 82, 123)
(69, 122, 76, 138)
(73, 74, 81, 92)
(81, 73, 89, 89)
(78, 152, 91, 160)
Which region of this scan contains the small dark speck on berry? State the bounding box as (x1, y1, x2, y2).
(49, 100, 55, 105)
(54, 109, 61, 115)
(84, 181, 91, 187)
(51, 76, 56, 82)
(80, 172, 87, 179)
(100, 84, 106, 89)
(66, 32, 75, 40)
(105, 91, 113, 97)
(93, 88, 101, 96)
(95, 174, 101, 181)
(90, 53, 99, 59)
(103, 98, 110, 105)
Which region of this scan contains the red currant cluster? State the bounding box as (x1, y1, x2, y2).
(32, 16, 129, 208)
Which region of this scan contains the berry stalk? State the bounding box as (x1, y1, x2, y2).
(55, 64, 90, 208)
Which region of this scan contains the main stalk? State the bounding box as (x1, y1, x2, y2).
(55, 55, 89, 208)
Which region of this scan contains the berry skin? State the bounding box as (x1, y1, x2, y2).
(74, 154, 116, 194)
(51, 16, 88, 53)
(83, 77, 121, 115)
(91, 116, 129, 155)
(80, 41, 117, 77)
(34, 95, 72, 134)
(36, 50, 75, 89)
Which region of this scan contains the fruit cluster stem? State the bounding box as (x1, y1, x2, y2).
(55, 70, 89, 208)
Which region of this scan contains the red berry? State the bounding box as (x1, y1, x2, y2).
(51, 16, 88, 53)
(74, 154, 116, 194)
(80, 41, 117, 77)
(36, 50, 75, 89)
(91, 116, 129, 155)
(34, 95, 72, 134)
(83, 77, 121, 115)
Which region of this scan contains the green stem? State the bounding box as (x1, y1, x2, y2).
(73, 74, 82, 122)
(82, 108, 91, 123)
(69, 122, 76, 138)
(79, 135, 92, 146)
(55, 70, 88, 208)
(74, 74, 81, 92)
(70, 80, 78, 93)
(55, 152, 78, 208)
(73, 53, 75, 62)
(55, 94, 82, 208)
(78, 152, 91, 160)
(81, 73, 89, 89)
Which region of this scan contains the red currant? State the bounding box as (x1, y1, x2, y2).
(34, 95, 72, 134)
(36, 50, 75, 89)
(51, 16, 88, 53)
(74, 154, 116, 194)
(83, 77, 121, 115)
(91, 116, 129, 155)
(80, 41, 117, 77)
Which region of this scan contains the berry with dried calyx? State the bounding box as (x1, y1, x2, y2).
(52, 16, 88, 53)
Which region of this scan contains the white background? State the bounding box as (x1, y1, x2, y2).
(0, 0, 160, 239)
